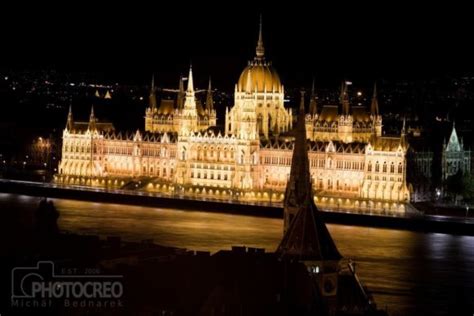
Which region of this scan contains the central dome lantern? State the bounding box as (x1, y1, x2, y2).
(236, 16, 283, 94)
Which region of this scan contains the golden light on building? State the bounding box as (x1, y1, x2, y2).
(56, 19, 410, 214)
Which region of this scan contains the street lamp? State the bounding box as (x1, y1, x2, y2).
(466, 204, 470, 218)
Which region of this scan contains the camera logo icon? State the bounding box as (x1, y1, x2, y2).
(11, 261, 54, 299)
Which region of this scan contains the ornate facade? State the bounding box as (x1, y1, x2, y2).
(58, 20, 410, 213)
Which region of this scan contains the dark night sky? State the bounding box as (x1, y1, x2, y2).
(2, 4, 474, 89)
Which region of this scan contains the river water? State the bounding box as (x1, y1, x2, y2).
(1, 193, 473, 315)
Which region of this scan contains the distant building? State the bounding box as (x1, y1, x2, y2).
(442, 123, 471, 180)
(57, 19, 409, 213)
(407, 122, 471, 201)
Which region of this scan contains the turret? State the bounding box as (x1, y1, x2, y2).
(66, 105, 74, 131)
(340, 81, 350, 116)
(177, 75, 185, 110)
(206, 77, 214, 112)
(309, 78, 318, 116)
(149, 74, 157, 110)
(370, 82, 379, 117)
(180, 65, 198, 135)
(255, 15, 265, 60)
(371, 82, 382, 137)
(88, 105, 96, 131)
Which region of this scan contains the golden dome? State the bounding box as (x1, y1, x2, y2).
(237, 61, 282, 93)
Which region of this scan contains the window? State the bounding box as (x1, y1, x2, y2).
(390, 163, 395, 173)
(383, 162, 387, 173)
(375, 162, 380, 172)
(368, 162, 372, 172)
(398, 163, 403, 174)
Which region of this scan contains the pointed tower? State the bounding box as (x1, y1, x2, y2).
(66, 105, 74, 131)
(186, 65, 194, 94)
(88, 105, 97, 131)
(309, 78, 318, 116)
(338, 81, 353, 142)
(149, 74, 157, 110)
(400, 116, 407, 150)
(281, 91, 312, 233)
(340, 81, 350, 115)
(277, 90, 342, 298)
(255, 14, 265, 60)
(371, 82, 382, 137)
(180, 65, 198, 134)
(206, 77, 214, 112)
(339, 81, 345, 105)
(177, 75, 185, 110)
(370, 82, 379, 116)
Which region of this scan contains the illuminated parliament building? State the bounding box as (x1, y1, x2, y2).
(57, 21, 410, 213)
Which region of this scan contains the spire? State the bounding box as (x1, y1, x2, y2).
(370, 82, 379, 116)
(206, 77, 214, 111)
(339, 81, 345, 104)
(299, 89, 306, 114)
(186, 65, 194, 93)
(285, 90, 310, 211)
(400, 116, 407, 149)
(447, 121, 461, 151)
(66, 105, 74, 130)
(277, 90, 341, 261)
(149, 74, 157, 109)
(183, 65, 197, 112)
(88, 105, 96, 131)
(255, 15, 265, 59)
(309, 78, 318, 116)
(177, 75, 185, 109)
(340, 81, 350, 115)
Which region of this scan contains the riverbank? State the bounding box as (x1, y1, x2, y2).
(2, 179, 474, 236)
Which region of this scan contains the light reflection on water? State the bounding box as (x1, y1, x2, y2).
(1, 193, 474, 315)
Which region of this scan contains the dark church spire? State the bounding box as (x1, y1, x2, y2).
(277, 90, 342, 261)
